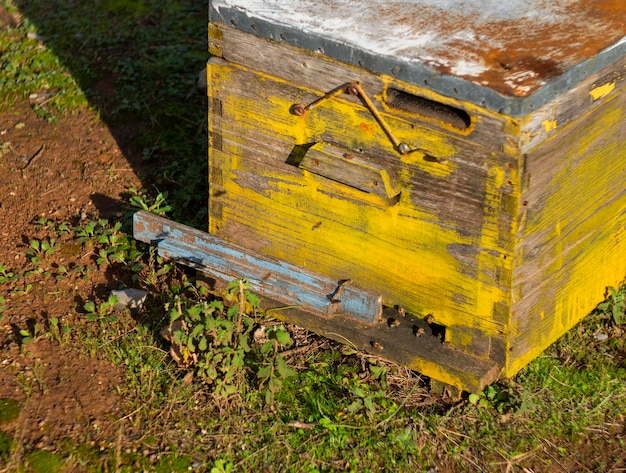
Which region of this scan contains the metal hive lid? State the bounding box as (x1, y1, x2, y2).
(209, 0, 626, 116)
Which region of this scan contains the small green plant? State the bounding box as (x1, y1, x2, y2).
(128, 187, 173, 216)
(0, 265, 19, 284)
(256, 323, 296, 403)
(83, 295, 119, 322)
(19, 323, 45, 345)
(468, 384, 514, 413)
(211, 459, 234, 473)
(597, 285, 626, 325)
(26, 238, 56, 265)
(47, 317, 71, 345)
(35, 218, 71, 236)
(166, 279, 294, 399)
(0, 142, 10, 158)
(32, 104, 59, 123)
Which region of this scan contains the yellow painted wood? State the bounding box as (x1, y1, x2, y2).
(507, 91, 626, 375)
(207, 26, 626, 391)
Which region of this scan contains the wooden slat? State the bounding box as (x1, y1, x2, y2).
(133, 210, 384, 324)
(208, 58, 518, 237)
(520, 56, 626, 152)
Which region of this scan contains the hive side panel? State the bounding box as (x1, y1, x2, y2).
(509, 86, 626, 376)
(207, 52, 518, 363)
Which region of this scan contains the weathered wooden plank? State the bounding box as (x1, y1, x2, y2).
(262, 302, 502, 394)
(209, 24, 520, 152)
(297, 142, 402, 201)
(133, 210, 384, 324)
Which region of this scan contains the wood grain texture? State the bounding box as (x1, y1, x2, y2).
(207, 56, 516, 352)
(508, 87, 626, 375)
(209, 24, 520, 152)
(520, 55, 626, 152)
(207, 22, 626, 389)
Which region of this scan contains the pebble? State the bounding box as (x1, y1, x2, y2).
(594, 333, 609, 342)
(111, 288, 150, 311)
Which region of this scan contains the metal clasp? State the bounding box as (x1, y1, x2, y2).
(292, 82, 412, 155)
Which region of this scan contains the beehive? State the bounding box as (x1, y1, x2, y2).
(207, 0, 626, 392)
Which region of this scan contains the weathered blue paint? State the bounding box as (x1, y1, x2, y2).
(133, 211, 383, 323)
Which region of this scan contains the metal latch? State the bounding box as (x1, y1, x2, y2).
(291, 82, 413, 156)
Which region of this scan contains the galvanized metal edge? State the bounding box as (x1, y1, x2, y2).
(210, 4, 625, 117)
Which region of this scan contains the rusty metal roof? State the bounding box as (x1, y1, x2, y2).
(210, 0, 626, 116)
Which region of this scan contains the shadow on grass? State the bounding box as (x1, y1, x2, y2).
(10, 0, 208, 227)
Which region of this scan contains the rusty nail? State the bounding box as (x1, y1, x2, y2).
(292, 104, 306, 116)
(346, 84, 359, 96)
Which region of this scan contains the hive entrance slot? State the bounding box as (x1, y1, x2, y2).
(386, 88, 471, 130)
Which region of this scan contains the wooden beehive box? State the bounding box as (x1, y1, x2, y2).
(207, 0, 626, 392)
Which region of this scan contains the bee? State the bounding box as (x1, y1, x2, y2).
(415, 327, 425, 337)
(371, 341, 384, 350)
(425, 314, 435, 325)
(397, 306, 406, 317)
(388, 318, 401, 328)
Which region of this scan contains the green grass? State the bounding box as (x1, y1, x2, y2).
(1, 0, 626, 471)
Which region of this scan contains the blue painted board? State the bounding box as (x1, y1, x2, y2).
(133, 211, 383, 323)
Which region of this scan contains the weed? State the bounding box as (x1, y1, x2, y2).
(83, 295, 119, 322)
(211, 459, 234, 473)
(47, 316, 71, 345)
(19, 323, 45, 345)
(467, 384, 515, 413)
(0, 142, 10, 158)
(26, 237, 57, 265)
(597, 284, 626, 325)
(128, 186, 173, 216)
(165, 279, 295, 400)
(0, 265, 19, 284)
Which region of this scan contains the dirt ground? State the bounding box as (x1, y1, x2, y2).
(0, 99, 143, 454)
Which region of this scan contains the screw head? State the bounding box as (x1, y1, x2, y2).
(398, 143, 410, 155)
(346, 85, 359, 96)
(292, 104, 306, 116)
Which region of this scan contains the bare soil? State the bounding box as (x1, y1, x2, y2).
(0, 99, 142, 453)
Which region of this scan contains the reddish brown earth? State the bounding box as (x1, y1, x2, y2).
(0, 99, 142, 455)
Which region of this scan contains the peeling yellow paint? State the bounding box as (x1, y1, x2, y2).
(589, 82, 615, 100)
(541, 119, 557, 132)
(209, 49, 626, 392)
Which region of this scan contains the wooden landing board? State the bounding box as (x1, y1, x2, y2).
(133, 210, 383, 324)
(133, 210, 502, 393)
